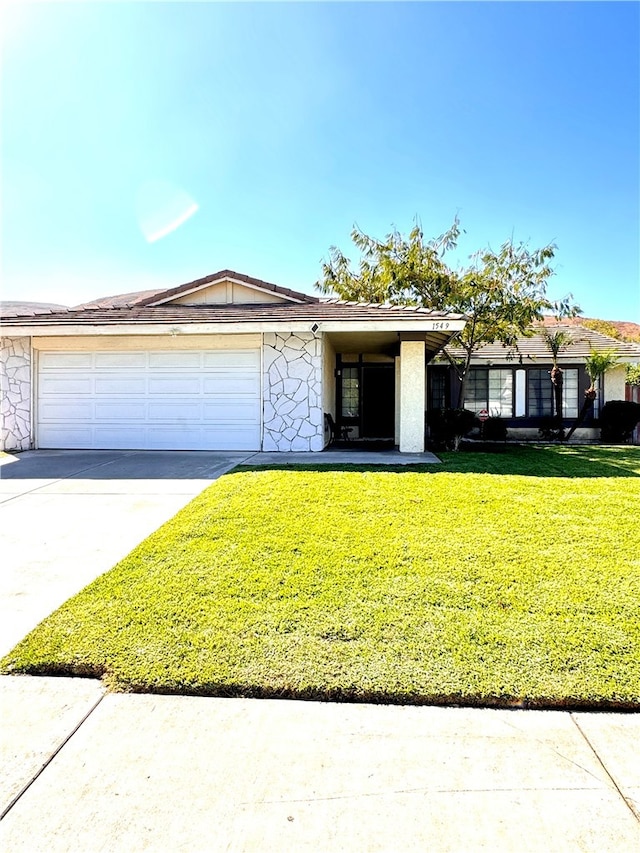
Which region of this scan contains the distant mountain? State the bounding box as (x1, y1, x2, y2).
(0, 301, 69, 317)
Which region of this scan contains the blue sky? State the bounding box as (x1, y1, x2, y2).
(2, 1, 638, 319)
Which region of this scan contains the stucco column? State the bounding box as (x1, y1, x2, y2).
(399, 339, 425, 453)
(394, 356, 401, 445)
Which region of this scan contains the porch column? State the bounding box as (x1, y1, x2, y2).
(399, 339, 425, 453)
(394, 356, 401, 445)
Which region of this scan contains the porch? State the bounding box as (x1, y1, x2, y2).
(323, 328, 456, 453)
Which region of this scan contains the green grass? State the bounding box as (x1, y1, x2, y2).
(2, 445, 639, 709)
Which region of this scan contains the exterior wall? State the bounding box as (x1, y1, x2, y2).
(174, 282, 285, 305)
(399, 340, 425, 453)
(30, 334, 261, 351)
(262, 332, 324, 451)
(1, 336, 32, 451)
(322, 334, 336, 446)
(603, 365, 626, 404)
(505, 427, 598, 443)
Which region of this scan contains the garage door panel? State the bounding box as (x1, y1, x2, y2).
(40, 376, 93, 395)
(149, 377, 204, 395)
(200, 427, 259, 450)
(94, 353, 147, 368)
(203, 376, 259, 395)
(203, 351, 258, 368)
(95, 402, 147, 420)
(149, 352, 202, 368)
(94, 377, 147, 395)
(37, 348, 261, 450)
(147, 401, 202, 420)
(39, 353, 94, 369)
(94, 427, 147, 448)
(203, 400, 260, 422)
(39, 401, 95, 420)
(38, 426, 94, 448)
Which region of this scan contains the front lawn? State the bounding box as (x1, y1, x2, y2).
(2, 446, 639, 709)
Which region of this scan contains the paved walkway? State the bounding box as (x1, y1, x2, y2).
(1, 449, 639, 851)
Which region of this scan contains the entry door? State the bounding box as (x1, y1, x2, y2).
(361, 365, 395, 438)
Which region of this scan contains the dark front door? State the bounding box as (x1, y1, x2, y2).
(361, 365, 395, 438)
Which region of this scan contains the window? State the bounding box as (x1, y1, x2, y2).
(430, 369, 448, 410)
(461, 366, 581, 421)
(562, 369, 579, 418)
(464, 369, 513, 417)
(488, 370, 513, 417)
(464, 370, 488, 413)
(527, 369, 553, 417)
(341, 367, 360, 417)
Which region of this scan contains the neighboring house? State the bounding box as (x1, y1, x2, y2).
(0, 270, 465, 454)
(431, 324, 640, 441)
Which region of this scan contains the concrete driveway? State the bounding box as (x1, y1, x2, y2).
(0, 449, 253, 656)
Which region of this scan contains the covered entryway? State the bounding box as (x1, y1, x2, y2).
(337, 359, 396, 440)
(37, 349, 261, 450)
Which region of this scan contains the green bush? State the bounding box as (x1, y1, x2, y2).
(427, 408, 477, 450)
(599, 400, 640, 444)
(481, 417, 508, 441)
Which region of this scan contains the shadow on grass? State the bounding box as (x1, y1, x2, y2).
(235, 445, 640, 479)
(11, 663, 640, 713)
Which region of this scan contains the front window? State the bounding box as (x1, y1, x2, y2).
(341, 367, 360, 418)
(464, 369, 488, 414)
(464, 369, 513, 417)
(562, 368, 579, 418)
(527, 369, 553, 417)
(488, 369, 513, 417)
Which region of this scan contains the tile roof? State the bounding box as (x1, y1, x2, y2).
(139, 269, 320, 306)
(0, 300, 464, 327)
(443, 324, 640, 362)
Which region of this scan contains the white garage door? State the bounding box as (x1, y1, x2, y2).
(37, 349, 261, 450)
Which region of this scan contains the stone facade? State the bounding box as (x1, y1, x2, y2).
(262, 332, 325, 451)
(1, 337, 32, 451)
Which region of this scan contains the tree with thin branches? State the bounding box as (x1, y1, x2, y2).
(317, 218, 578, 406)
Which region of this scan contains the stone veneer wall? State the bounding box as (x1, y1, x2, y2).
(1, 337, 32, 451)
(262, 332, 325, 451)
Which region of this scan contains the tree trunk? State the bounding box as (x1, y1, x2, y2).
(456, 353, 473, 409)
(564, 388, 597, 442)
(550, 365, 564, 439)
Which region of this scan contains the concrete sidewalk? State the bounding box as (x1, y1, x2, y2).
(1, 676, 639, 852)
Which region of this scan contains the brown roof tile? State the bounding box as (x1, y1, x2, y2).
(444, 324, 640, 362)
(0, 300, 464, 327)
(138, 269, 321, 306)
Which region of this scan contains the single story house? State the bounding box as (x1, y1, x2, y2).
(0, 270, 466, 454)
(431, 323, 640, 441)
(3, 271, 639, 453)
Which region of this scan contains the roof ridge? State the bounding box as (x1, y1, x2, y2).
(137, 269, 320, 307)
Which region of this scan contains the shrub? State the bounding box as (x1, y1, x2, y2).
(427, 408, 477, 451)
(538, 416, 564, 441)
(599, 400, 640, 444)
(481, 417, 508, 441)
